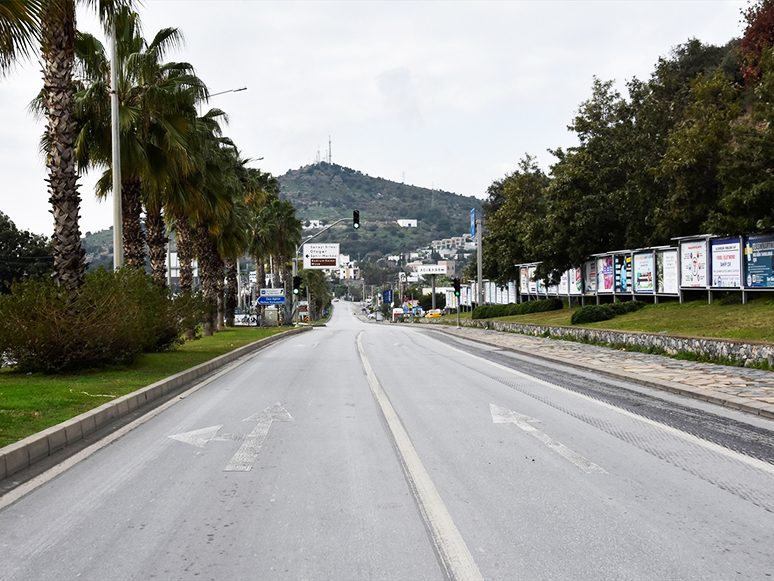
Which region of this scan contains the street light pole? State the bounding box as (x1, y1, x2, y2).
(110, 23, 123, 270)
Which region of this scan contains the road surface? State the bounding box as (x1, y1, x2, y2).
(1, 302, 773, 580)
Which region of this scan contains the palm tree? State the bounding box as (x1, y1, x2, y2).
(268, 198, 301, 324)
(0, 1, 42, 76)
(71, 10, 206, 273)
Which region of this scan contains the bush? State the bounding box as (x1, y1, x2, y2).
(0, 267, 206, 372)
(607, 300, 646, 316)
(571, 304, 615, 325)
(472, 297, 563, 320)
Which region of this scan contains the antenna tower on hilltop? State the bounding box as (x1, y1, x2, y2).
(327, 136, 332, 164)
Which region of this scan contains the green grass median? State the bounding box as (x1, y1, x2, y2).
(0, 327, 288, 448)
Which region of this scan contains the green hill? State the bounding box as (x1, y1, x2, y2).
(278, 162, 481, 257)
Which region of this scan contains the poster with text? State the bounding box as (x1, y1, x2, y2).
(597, 256, 614, 293)
(680, 240, 708, 288)
(520, 267, 529, 295)
(570, 267, 583, 295)
(745, 233, 774, 288)
(558, 271, 569, 295)
(583, 260, 597, 294)
(633, 253, 655, 293)
(614, 255, 632, 293)
(528, 266, 538, 294)
(711, 238, 741, 288)
(656, 250, 679, 294)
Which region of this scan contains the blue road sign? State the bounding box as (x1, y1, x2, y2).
(383, 289, 394, 304)
(257, 296, 286, 305)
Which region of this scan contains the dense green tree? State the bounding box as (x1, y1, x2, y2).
(0, 212, 53, 292)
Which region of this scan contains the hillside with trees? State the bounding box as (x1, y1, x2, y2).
(278, 163, 481, 257)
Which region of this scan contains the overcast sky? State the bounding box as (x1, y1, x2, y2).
(0, 0, 749, 237)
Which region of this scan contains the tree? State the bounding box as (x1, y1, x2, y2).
(739, 0, 774, 86)
(0, 212, 53, 292)
(70, 10, 205, 273)
(39, 0, 135, 293)
(0, 0, 42, 76)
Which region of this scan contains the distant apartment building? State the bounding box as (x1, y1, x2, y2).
(431, 235, 472, 252)
(397, 219, 417, 227)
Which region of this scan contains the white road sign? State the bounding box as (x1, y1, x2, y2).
(260, 288, 284, 297)
(417, 264, 448, 275)
(303, 243, 340, 269)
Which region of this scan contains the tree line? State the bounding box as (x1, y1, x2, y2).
(480, 1, 774, 286)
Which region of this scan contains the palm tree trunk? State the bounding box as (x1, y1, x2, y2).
(216, 255, 225, 330)
(41, 0, 84, 294)
(146, 205, 167, 285)
(122, 176, 145, 269)
(175, 213, 193, 294)
(196, 221, 216, 336)
(225, 258, 237, 327)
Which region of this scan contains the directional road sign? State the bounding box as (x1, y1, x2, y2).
(258, 295, 286, 305)
(303, 243, 340, 269)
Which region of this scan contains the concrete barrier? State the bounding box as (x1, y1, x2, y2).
(0, 327, 311, 482)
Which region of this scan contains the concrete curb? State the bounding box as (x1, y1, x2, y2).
(422, 326, 774, 421)
(0, 327, 312, 482)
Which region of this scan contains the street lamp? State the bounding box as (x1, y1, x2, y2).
(209, 86, 247, 98)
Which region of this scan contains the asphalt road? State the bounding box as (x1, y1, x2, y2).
(1, 302, 773, 580)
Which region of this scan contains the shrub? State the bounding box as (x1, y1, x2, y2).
(0, 267, 206, 372)
(472, 297, 563, 320)
(571, 304, 615, 325)
(608, 300, 646, 316)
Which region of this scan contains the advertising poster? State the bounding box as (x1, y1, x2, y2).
(528, 266, 538, 294)
(711, 238, 741, 288)
(597, 256, 614, 293)
(570, 267, 583, 295)
(656, 249, 679, 294)
(745, 233, 774, 288)
(520, 267, 529, 295)
(537, 276, 547, 295)
(633, 253, 655, 293)
(583, 260, 597, 294)
(615, 255, 632, 293)
(558, 271, 569, 295)
(680, 240, 708, 288)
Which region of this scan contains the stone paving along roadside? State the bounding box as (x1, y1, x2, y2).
(420, 324, 774, 420)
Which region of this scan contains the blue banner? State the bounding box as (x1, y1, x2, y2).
(745, 233, 774, 288)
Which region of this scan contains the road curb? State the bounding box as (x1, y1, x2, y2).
(0, 327, 312, 483)
(424, 326, 774, 421)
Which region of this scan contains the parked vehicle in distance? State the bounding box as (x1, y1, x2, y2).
(424, 309, 442, 318)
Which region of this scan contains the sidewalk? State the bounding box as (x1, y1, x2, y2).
(423, 325, 774, 420)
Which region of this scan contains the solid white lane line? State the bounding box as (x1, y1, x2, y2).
(357, 332, 483, 581)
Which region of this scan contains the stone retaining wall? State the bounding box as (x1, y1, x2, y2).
(418, 319, 774, 367)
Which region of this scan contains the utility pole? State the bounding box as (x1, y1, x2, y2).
(477, 217, 484, 307)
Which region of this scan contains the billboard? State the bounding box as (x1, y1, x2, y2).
(745, 233, 774, 288)
(680, 240, 708, 288)
(570, 267, 583, 296)
(710, 238, 742, 288)
(615, 255, 632, 293)
(528, 266, 538, 294)
(633, 253, 654, 293)
(583, 260, 597, 294)
(558, 271, 569, 295)
(520, 266, 529, 295)
(597, 256, 614, 293)
(656, 249, 679, 294)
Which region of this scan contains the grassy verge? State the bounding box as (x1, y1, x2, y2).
(0, 327, 289, 448)
(436, 296, 774, 343)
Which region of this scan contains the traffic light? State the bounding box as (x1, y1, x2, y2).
(353, 209, 360, 229)
(453, 277, 461, 297)
(292, 276, 301, 295)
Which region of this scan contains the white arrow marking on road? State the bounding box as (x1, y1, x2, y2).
(491, 403, 606, 474)
(167, 403, 294, 472)
(224, 403, 294, 472)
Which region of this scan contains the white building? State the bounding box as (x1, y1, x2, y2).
(397, 219, 418, 228)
